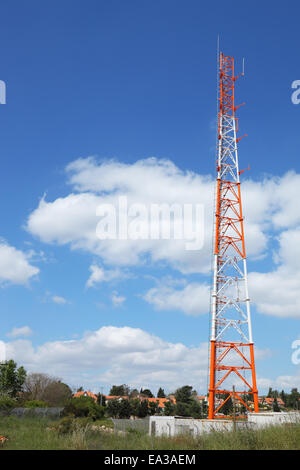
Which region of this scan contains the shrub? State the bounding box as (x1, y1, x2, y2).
(23, 400, 49, 408)
(0, 397, 18, 413)
(54, 416, 92, 435)
(74, 417, 91, 428)
(107, 398, 135, 418)
(62, 396, 105, 421)
(54, 416, 74, 434)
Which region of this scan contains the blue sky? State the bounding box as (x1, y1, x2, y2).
(0, 0, 300, 394)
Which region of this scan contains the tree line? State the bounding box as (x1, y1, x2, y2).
(0, 362, 208, 419)
(108, 384, 166, 399)
(266, 387, 300, 410)
(105, 384, 208, 419)
(0, 360, 72, 408)
(1, 360, 299, 420)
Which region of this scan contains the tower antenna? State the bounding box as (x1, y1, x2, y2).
(208, 52, 259, 419)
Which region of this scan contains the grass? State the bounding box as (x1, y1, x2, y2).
(0, 416, 300, 450)
(93, 417, 114, 428)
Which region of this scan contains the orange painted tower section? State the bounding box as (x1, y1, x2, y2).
(208, 53, 259, 419)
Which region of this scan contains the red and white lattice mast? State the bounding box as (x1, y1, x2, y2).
(208, 52, 259, 419)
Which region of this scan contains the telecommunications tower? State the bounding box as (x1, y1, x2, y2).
(208, 52, 259, 419)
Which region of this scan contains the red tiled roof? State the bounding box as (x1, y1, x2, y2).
(104, 395, 129, 400)
(258, 397, 285, 406)
(103, 395, 175, 408)
(73, 391, 97, 402)
(142, 398, 173, 409)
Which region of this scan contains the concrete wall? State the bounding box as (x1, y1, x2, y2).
(248, 412, 300, 428)
(149, 416, 248, 437)
(149, 412, 300, 437)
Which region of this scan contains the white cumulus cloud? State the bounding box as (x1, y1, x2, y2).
(111, 291, 126, 307)
(86, 264, 123, 288)
(24, 157, 300, 319)
(4, 325, 209, 391)
(3, 325, 272, 392)
(7, 326, 33, 338)
(0, 241, 39, 286)
(249, 227, 300, 318)
(144, 281, 210, 316)
(26, 157, 269, 274)
(52, 295, 68, 305)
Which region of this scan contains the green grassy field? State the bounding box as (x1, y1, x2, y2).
(0, 416, 300, 450)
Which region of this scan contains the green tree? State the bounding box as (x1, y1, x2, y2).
(175, 385, 193, 404)
(62, 396, 104, 420)
(221, 394, 233, 416)
(107, 398, 132, 418)
(174, 385, 194, 417)
(140, 388, 153, 398)
(119, 399, 132, 418)
(107, 399, 121, 418)
(273, 397, 280, 412)
(188, 400, 202, 418)
(175, 401, 190, 417)
(97, 394, 106, 407)
(0, 360, 26, 398)
(280, 390, 286, 406)
(129, 398, 140, 417)
(201, 400, 208, 418)
(164, 400, 175, 416)
(137, 400, 149, 418)
(129, 389, 139, 399)
(266, 388, 279, 399)
(157, 387, 166, 398)
(287, 388, 300, 409)
(240, 394, 248, 415)
(109, 385, 130, 396)
(0, 397, 18, 413)
(149, 401, 158, 415)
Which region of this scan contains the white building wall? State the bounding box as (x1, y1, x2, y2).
(248, 412, 300, 428)
(149, 412, 300, 437)
(149, 416, 248, 437)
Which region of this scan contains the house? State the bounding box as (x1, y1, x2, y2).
(73, 390, 98, 402)
(258, 397, 285, 408)
(103, 395, 175, 411)
(141, 397, 173, 410)
(196, 395, 208, 404)
(167, 394, 176, 404)
(104, 395, 129, 402)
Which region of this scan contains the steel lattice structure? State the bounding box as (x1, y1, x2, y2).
(208, 53, 259, 419)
